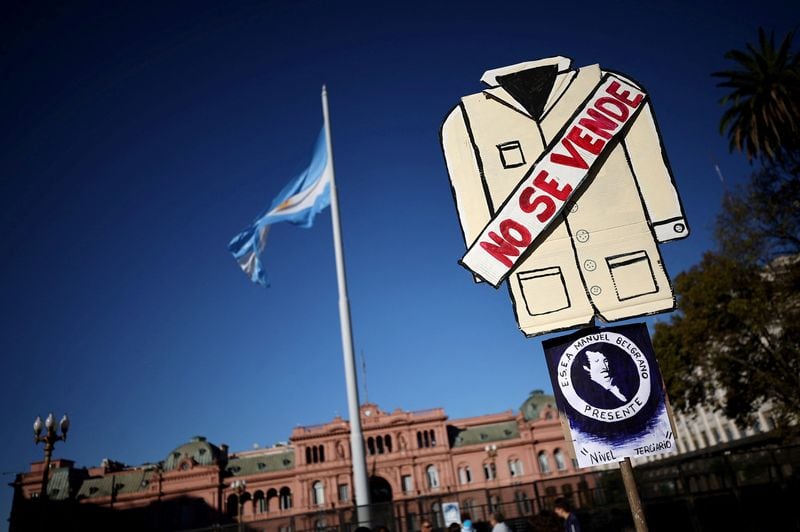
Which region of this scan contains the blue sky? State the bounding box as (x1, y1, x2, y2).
(1, 0, 797, 524)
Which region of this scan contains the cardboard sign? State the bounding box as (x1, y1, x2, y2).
(542, 323, 675, 468)
(441, 56, 689, 336)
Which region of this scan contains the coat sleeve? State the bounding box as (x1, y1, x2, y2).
(440, 102, 493, 249)
(622, 98, 690, 243)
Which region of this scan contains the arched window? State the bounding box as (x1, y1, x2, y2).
(423, 431, 430, 448)
(554, 449, 567, 471)
(315, 519, 327, 530)
(429, 430, 437, 447)
(385, 434, 393, 452)
(458, 465, 472, 484)
(508, 458, 524, 477)
(312, 481, 325, 506)
(377, 435, 384, 454)
(489, 495, 500, 513)
(483, 462, 496, 480)
(267, 488, 278, 512)
(417, 431, 423, 448)
(254, 490, 266, 513)
(306, 447, 312, 464)
(279, 487, 293, 510)
(226, 494, 238, 517)
(312, 446, 319, 463)
(538, 451, 551, 474)
(426, 465, 440, 488)
(368, 437, 375, 456)
(319, 445, 325, 463)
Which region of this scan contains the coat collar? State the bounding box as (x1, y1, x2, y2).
(480, 56, 573, 118)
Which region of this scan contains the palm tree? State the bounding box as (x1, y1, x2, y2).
(713, 28, 800, 163)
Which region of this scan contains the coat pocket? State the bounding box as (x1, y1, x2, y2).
(517, 267, 571, 316)
(606, 250, 658, 301)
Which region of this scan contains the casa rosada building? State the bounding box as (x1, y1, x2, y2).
(11, 391, 592, 530)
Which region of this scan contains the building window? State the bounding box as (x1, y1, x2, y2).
(489, 495, 500, 513)
(431, 502, 444, 528)
(458, 466, 472, 484)
(483, 462, 497, 480)
(308, 445, 325, 463)
(227, 494, 238, 516)
(368, 437, 376, 456)
(312, 481, 325, 506)
(538, 451, 551, 474)
(254, 491, 266, 513)
(417, 430, 437, 449)
(338, 483, 349, 502)
(515, 491, 532, 514)
(377, 435, 385, 454)
(463, 498, 475, 515)
(385, 434, 393, 452)
(508, 459, 524, 477)
(426, 465, 440, 488)
(554, 449, 567, 471)
(279, 487, 293, 510)
(723, 424, 734, 441)
(402, 475, 414, 493)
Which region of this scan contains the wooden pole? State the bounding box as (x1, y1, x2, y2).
(620, 457, 648, 532)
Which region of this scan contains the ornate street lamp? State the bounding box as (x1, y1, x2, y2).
(33, 412, 69, 500)
(231, 478, 247, 532)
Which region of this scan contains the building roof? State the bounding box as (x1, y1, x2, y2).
(226, 449, 295, 477)
(76, 469, 154, 500)
(450, 420, 520, 447)
(520, 390, 556, 421)
(163, 435, 221, 471)
(46, 467, 74, 500)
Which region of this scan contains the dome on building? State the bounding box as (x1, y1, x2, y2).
(163, 436, 222, 471)
(520, 390, 556, 421)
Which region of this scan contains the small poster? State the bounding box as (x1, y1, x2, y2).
(543, 322, 675, 468)
(442, 501, 461, 526)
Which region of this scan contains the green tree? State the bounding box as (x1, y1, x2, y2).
(713, 28, 800, 164)
(655, 29, 800, 432)
(653, 251, 800, 430)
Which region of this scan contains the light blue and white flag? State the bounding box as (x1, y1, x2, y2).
(229, 125, 332, 286)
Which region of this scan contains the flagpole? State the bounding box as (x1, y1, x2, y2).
(321, 85, 372, 521)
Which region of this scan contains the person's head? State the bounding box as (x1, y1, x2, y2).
(553, 497, 572, 519)
(420, 520, 433, 532)
(489, 512, 504, 526)
(448, 523, 461, 532)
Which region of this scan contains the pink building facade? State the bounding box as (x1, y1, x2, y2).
(11, 391, 594, 530)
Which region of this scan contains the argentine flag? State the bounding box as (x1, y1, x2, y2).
(229, 125, 332, 286)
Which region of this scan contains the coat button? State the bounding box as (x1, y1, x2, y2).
(576, 229, 589, 243)
(584, 259, 597, 271)
(590, 285, 602, 295)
